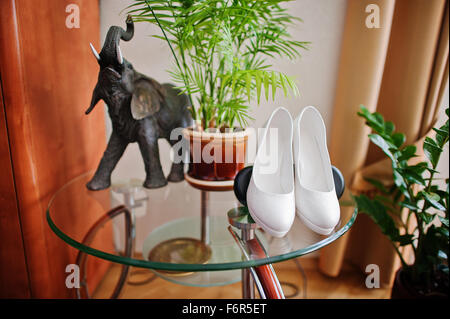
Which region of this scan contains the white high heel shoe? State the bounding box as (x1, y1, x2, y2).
(247, 107, 295, 238)
(293, 106, 340, 235)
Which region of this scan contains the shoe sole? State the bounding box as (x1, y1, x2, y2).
(296, 209, 334, 235)
(248, 207, 289, 238)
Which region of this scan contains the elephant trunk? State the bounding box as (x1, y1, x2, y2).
(86, 16, 134, 115)
(121, 15, 134, 41)
(99, 15, 134, 66)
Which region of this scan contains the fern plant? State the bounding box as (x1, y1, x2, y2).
(354, 106, 449, 295)
(127, 0, 308, 130)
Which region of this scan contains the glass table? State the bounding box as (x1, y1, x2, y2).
(47, 171, 357, 299)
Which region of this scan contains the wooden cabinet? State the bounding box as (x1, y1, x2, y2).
(0, 76, 30, 298)
(0, 0, 107, 298)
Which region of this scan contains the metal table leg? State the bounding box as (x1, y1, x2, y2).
(200, 190, 210, 245)
(227, 207, 259, 299)
(76, 205, 133, 299)
(119, 188, 156, 286)
(241, 228, 255, 299)
(227, 207, 285, 299)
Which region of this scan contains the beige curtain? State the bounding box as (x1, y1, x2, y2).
(319, 0, 449, 287)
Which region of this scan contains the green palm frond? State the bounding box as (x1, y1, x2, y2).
(127, 0, 308, 128)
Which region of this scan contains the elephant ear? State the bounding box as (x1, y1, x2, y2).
(131, 78, 165, 120)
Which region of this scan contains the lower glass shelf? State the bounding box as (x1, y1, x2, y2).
(150, 267, 241, 287)
(142, 216, 257, 287)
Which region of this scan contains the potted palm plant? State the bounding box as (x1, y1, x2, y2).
(354, 106, 449, 298)
(127, 0, 308, 182)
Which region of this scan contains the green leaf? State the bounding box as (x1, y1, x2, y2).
(384, 121, 395, 135)
(374, 195, 395, 210)
(279, 74, 288, 97)
(423, 136, 442, 168)
(399, 200, 419, 212)
(439, 215, 449, 228)
(357, 105, 371, 120)
(433, 127, 449, 138)
(357, 106, 384, 133)
(392, 133, 406, 148)
(418, 211, 434, 224)
(393, 169, 407, 189)
(369, 134, 395, 162)
(245, 72, 251, 102)
(438, 226, 449, 238)
(396, 167, 426, 186)
(353, 194, 411, 245)
(438, 250, 448, 260)
(263, 72, 270, 101)
(271, 71, 277, 101)
(408, 162, 428, 174)
(364, 177, 389, 194)
(398, 145, 417, 162)
(374, 113, 385, 126)
(397, 234, 414, 246)
(255, 72, 262, 104)
(231, 74, 237, 96)
(422, 191, 446, 211)
(286, 76, 299, 97)
(435, 131, 446, 148)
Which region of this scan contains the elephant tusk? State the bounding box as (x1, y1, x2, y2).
(89, 42, 101, 61)
(106, 67, 121, 79)
(117, 45, 123, 65)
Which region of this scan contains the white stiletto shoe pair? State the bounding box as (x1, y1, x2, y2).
(247, 106, 340, 238)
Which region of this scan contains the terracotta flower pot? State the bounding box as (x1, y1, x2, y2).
(182, 127, 250, 181)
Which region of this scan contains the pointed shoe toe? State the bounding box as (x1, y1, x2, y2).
(247, 184, 295, 237)
(296, 187, 340, 235)
(246, 107, 295, 238)
(294, 106, 340, 235)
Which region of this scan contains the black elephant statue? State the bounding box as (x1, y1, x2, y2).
(85, 16, 192, 191)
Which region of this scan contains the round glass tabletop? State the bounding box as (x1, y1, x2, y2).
(47, 171, 357, 287)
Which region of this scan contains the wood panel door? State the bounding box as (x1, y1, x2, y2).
(0, 0, 109, 298)
(0, 79, 31, 298)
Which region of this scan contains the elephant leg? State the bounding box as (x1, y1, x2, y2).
(137, 128, 167, 189)
(166, 136, 185, 183)
(87, 132, 128, 191)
